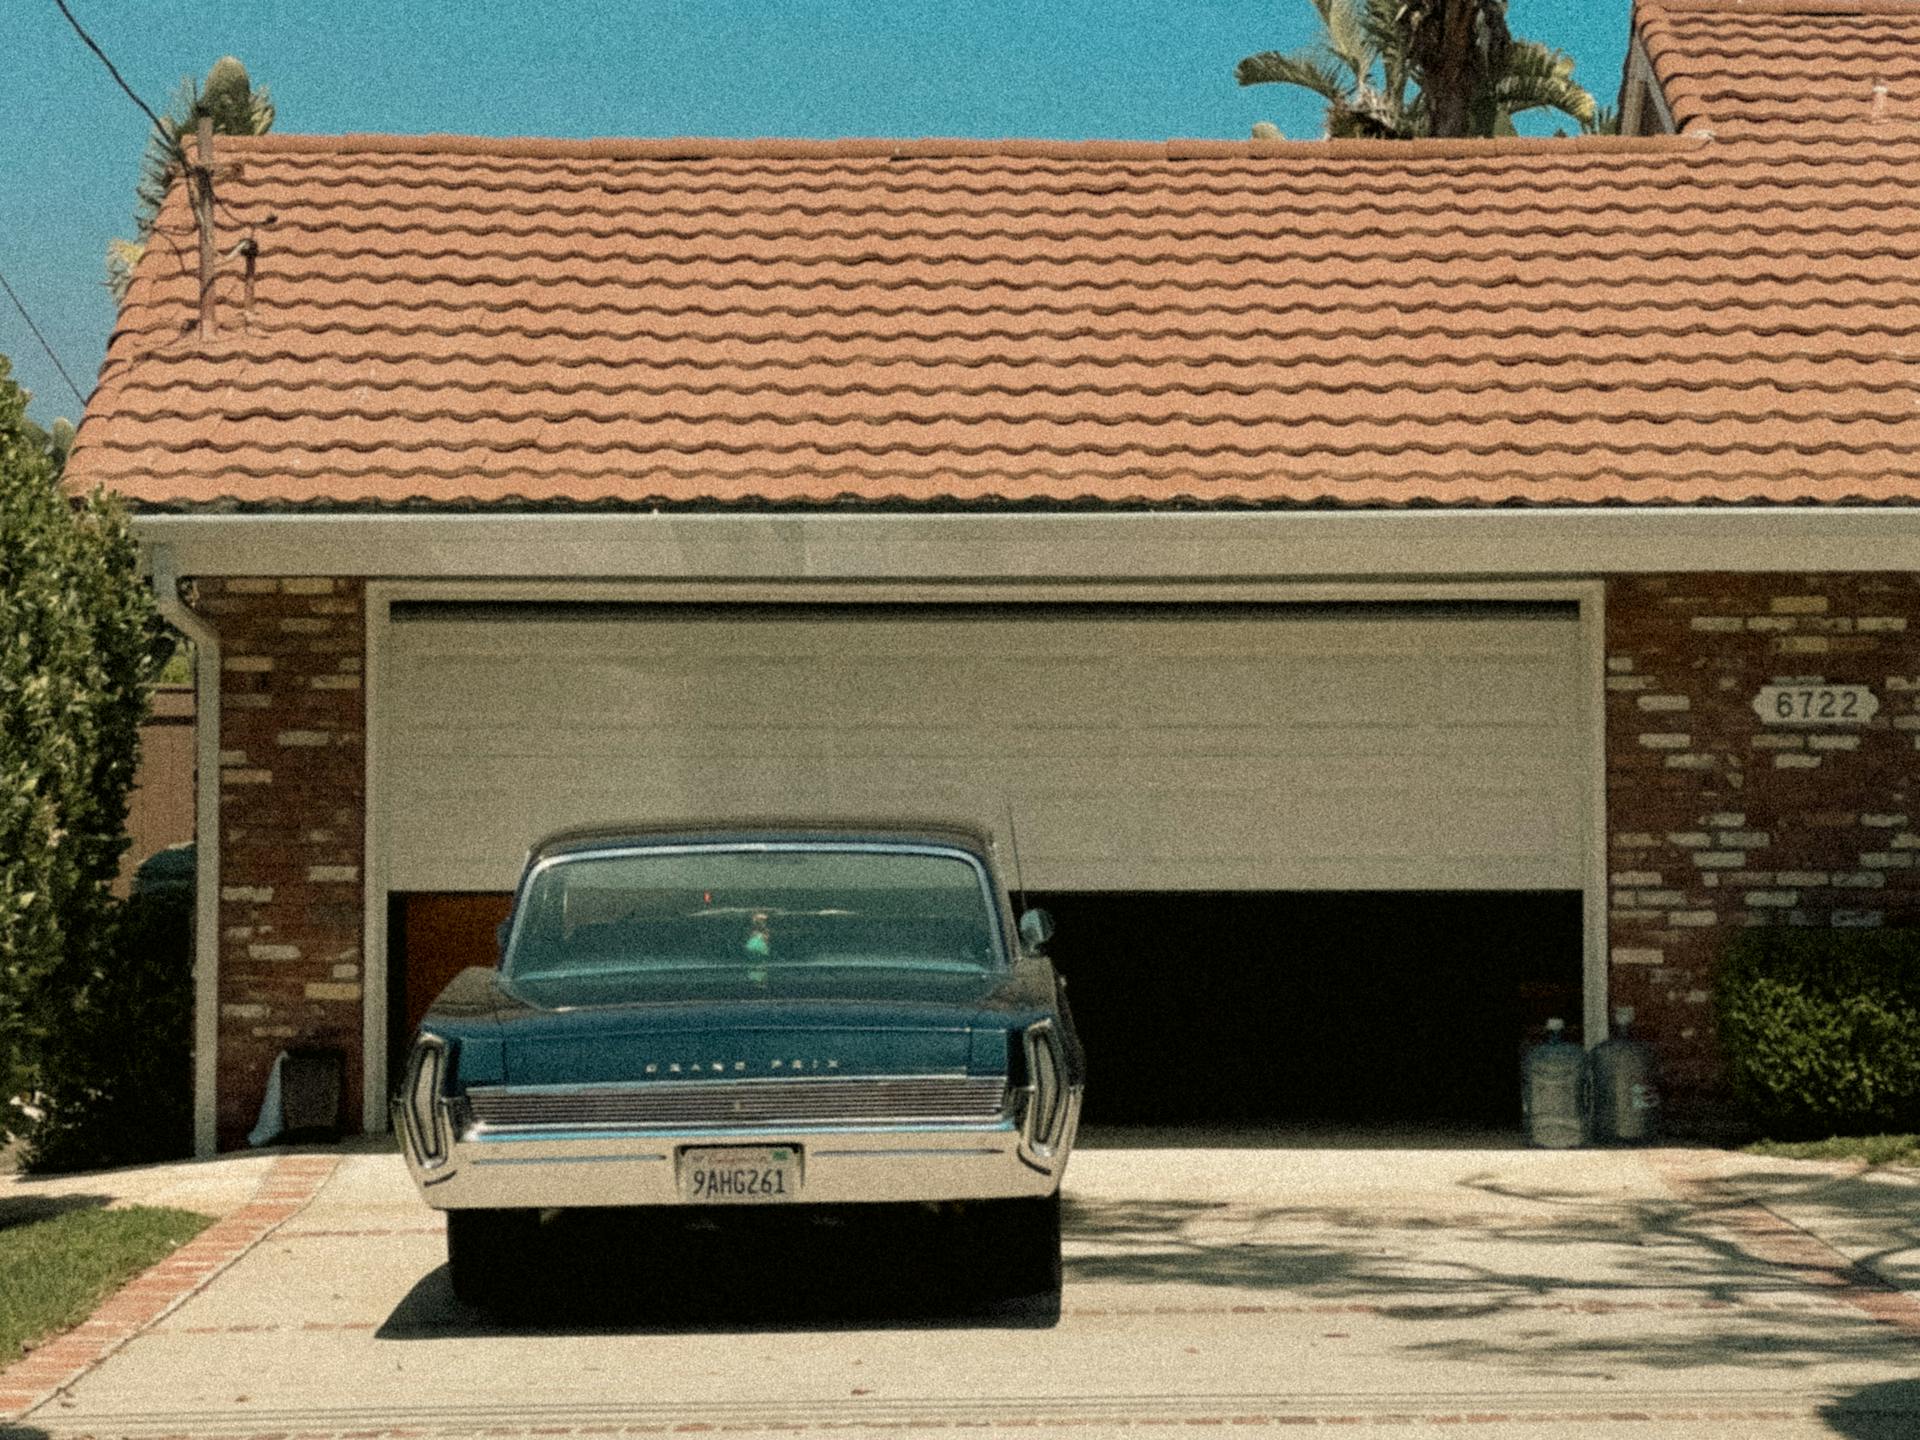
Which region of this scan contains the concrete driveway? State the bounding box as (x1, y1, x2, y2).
(5, 1134, 1920, 1439)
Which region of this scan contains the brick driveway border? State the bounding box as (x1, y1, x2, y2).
(0, 1155, 340, 1424)
(1650, 1150, 1920, 1335)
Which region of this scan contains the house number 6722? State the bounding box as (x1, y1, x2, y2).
(1751, 684, 1879, 726)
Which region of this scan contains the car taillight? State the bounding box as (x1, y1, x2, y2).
(1023, 1020, 1065, 1155)
(405, 1035, 448, 1167)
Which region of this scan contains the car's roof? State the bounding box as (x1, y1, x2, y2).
(528, 819, 999, 863)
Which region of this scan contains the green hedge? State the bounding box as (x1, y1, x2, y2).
(23, 885, 195, 1172)
(1, 354, 171, 1168)
(1716, 927, 1920, 1139)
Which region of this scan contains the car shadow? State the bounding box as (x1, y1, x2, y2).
(376, 1205, 1056, 1337)
(1821, 1378, 1920, 1438)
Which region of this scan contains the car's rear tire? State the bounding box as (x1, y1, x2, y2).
(970, 1191, 1062, 1319)
(445, 1207, 539, 1309)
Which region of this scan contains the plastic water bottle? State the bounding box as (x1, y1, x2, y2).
(1522, 1018, 1589, 1148)
(1589, 1006, 1660, 1144)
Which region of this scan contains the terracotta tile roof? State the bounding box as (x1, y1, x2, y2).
(1637, 0, 1920, 134)
(70, 128, 1920, 510)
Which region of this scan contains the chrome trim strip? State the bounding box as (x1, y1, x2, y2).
(401, 1119, 1067, 1208)
(465, 1073, 1011, 1132)
(812, 1147, 1006, 1158)
(471, 1153, 667, 1166)
(468, 1120, 1019, 1142)
(466, 1072, 970, 1096)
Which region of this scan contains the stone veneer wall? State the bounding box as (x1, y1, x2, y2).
(191, 578, 366, 1148)
(1606, 574, 1920, 1132)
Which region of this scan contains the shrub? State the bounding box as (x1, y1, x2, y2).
(0, 354, 169, 1165)
(24, 884, 195, 1172)
(1716, 928, 1920, 1139)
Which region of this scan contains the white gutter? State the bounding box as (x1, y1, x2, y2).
(148, 546, 220, 1159)
(132, 508, 1920, 581)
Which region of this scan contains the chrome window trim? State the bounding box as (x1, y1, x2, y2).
(500, 840, 1011, 977)
(465, 1072, 972, 1096)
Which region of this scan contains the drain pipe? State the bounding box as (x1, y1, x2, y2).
(148, 546, 221, 1159)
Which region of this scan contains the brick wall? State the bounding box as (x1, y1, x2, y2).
(191, 578, 365, 1148)
(1606, 574, 1920, 1132)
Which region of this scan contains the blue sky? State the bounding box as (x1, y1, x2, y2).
(3, 0, 1632, 427)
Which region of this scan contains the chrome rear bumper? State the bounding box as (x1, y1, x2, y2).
(394, 1091, 1080, 1210)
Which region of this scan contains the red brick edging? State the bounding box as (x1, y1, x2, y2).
(0, 1153, 339, 1423)
(1649, 1148, 1920, 1335)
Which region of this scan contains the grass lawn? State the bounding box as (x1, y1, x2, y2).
(1746, 1134, 1920, 1166)
(0, 1206, 211, 1361)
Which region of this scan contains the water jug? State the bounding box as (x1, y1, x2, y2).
(1522, 1018, 1588, 1148)
(1589, 1006, 1660, 1144)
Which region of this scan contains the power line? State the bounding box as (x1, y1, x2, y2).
(0, 268, 89, 409)
(50, 0, 167, 139)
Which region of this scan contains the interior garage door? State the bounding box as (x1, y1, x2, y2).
(380, 602, 1588, 895)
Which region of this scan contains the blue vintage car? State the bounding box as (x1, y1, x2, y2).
(394, 822, 1083, 1311)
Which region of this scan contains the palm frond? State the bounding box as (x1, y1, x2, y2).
(1320, 0, 1378, 87)
(105, 57, 276, 310)
(1236, 48, 1351, 104)
(1330, 97, 1418, 139)
(104, 239, 147, 304)
(1361, 0, 1412, 103)
(1494, 38, 1596, 129)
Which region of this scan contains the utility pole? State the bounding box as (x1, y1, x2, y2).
(192, 116, 216, 334)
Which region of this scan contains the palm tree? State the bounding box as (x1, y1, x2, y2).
(106, 58, 274, 303)
(1238, 0, 1595, 140)
(1236, 0, 1418, 140)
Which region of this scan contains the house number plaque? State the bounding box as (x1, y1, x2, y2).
(1752, 683, 1879, 726)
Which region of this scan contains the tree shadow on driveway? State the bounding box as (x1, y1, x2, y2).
(1056, 1177, 1920, 1379)
(376, 1204, 1055, 1338)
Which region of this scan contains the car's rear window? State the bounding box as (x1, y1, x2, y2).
(504, 845, 1003, 979)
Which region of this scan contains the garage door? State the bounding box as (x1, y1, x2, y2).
(380, 602, 1588, 894)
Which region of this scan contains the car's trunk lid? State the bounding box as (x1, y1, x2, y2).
(494, 965, 1003, 1085)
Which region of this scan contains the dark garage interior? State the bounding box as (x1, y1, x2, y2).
(391, 889, 1585, 1133)
(1031, 891, 1585, 1130)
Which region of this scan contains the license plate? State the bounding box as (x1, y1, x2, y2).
(679, 1146, 802, 1203)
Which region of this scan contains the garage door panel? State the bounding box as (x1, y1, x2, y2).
(387, 745, 1574, 799)
(392, 612, 1567, 658)
(386, 720, 1577, 768)
(390, 642, 1577, 733)
(383, 605, 1587, 893)
(1016, 786, 1578, 862)
(467, 687, 1577, 741)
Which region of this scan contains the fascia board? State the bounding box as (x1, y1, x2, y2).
(132, 509, 1920, 581)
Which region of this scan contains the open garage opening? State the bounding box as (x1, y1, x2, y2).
(1030, 890, 1584, 1131)
(374, 595, 1598, 1134)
